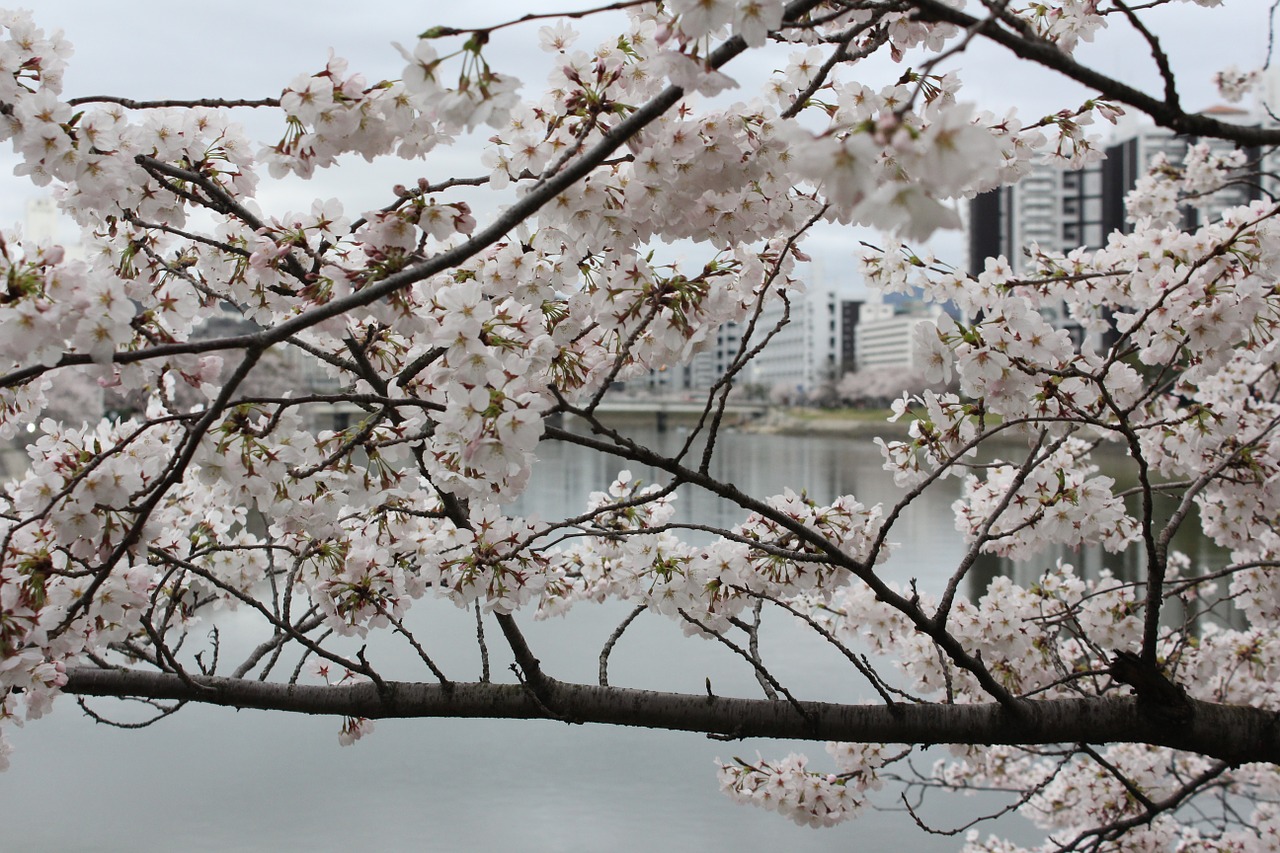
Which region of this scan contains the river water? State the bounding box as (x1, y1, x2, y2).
(3, 425, 1200, 851)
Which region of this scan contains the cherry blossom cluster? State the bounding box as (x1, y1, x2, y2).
(1012, 0, 1106, 52)
(954, 744, 1280, 851)
(338, 715, 375, 747)
(953, 438, 1138, 561)
(1214, 64, 1261, 104)
(954, 747, 1207, 852)
(717, 750, 872, 828)
(821, 560, 1140, 702)
(668, 0, 786, 47)
(540, 472, 887, 632)
(1, 1, 1279, 848)
(265, 32, 525, 179)
(742, 182, 1280, 842)
(816, 558, 1280, 841)
(1124, 141, 1250, 227)
(0, 411, 268, 764)
(267, 51, 439, 178)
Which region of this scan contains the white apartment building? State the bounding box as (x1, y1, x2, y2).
(853, 291, 947, 373)
(634, 281, 860, 399)
(746, 284, 846, 398)
(22, 196, 87, 261)
(25, 197, 58, 243)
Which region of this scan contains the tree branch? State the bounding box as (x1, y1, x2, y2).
(61, 667, 1280, 766)
(911, 0, 1280, 146)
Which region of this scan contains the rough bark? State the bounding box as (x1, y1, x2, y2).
(64, 667, 1280, 765)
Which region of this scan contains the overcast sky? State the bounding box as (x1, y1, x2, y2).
(4, 0, 1274, 287)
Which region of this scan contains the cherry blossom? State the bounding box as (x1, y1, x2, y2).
(1, 3, 1280, 850)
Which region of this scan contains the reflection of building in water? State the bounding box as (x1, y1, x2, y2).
(966, 500, 1241, 630)
(515, 426, 967, 572)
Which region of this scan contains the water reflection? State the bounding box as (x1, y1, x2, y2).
(535, 424, 1232, 602)
(525, 425, 969, 594)
(2, 425, 1224, 851)
(962, 439, 1235, 630)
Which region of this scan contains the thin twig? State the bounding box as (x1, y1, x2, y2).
(599, 604, 646, 687)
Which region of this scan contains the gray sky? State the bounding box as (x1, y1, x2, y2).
(5, 0, 1274, 286)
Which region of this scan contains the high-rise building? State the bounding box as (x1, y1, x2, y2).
(637, 282, 863, 400)
(25, 197, 58, 243)
(22, 196, 85, 260)
(745, 283, 861, 399)
(970, 111, 1261, 277)
(968, 111, 1264, 341)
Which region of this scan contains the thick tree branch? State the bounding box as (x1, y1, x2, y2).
(66, 95, 280, 109)
(910, 0, 1280, 146)
(62, 667, 1280, 766)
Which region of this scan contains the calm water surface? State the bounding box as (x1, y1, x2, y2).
(6, 426, 1188, 851)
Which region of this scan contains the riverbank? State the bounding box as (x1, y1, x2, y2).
(748, 407, 910, 438)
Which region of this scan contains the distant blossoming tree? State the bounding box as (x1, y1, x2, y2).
(3, 2, 1280, 848)
(837, 366, 945, 407)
